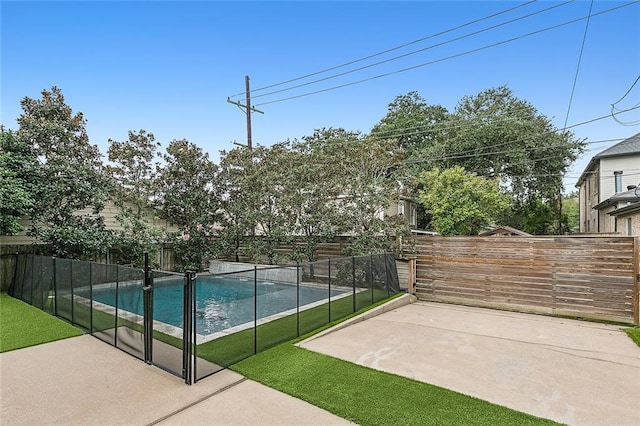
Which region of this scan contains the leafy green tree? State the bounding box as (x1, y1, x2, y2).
(373, 87, 584, 234)
(0, 127, 35, 235)
(418, 166, 511, 235)
(308, 129, 408, 255)
(371, 91, 448, 153)
(213, 146, 256, 262)
(16, 86, 112, 259)
(156, 139, 218, 271)
(106, 130, 163, 267)
(562, 192, 579, 234)
(241, 143, 293, 265)
(439, 86, 584, 204)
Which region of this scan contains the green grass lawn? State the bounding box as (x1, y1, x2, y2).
(624, 327, 640, 347)
(232, 342, 557, 426)
(0, 293, 84, 352)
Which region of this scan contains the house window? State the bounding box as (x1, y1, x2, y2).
(614, 171, 623, 193)
(398, 202, 405, 216)
(410, 205, 417, 227)
(627, 218, 632, 236)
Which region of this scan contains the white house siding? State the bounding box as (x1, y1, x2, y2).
(599, 156, 640, 200)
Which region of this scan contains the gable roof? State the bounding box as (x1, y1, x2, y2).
(478, 225, 532, 237)
(594, 132, 640, 158)
(593, 186, 640, 210)
(576, 133, 640, 187)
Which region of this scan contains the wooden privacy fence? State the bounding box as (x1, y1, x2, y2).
(411, 236, 640, 325)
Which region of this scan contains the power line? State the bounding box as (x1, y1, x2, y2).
(611, 74, 640, 106)
(563, 0, 593, 129)
(249, 1, 573, 101)
(610, 74, 640, 126)
(255, 1, 639, 107)
(404, 105, 640, 164)
(228, 1, 537, 98)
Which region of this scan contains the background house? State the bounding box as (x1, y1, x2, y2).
(575, 133, 640, 234)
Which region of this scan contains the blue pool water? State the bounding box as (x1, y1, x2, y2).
(87, 275, 346, 336)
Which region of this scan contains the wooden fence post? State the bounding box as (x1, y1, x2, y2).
(633, 237, 639, 325)
(408, 257, 416, 295)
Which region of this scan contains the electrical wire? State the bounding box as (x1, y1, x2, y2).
(563, 0, 593, 129)
(610, 75, 640, 126)
(228, 0, 537, 98)
(254, 1, 639, 107)
(403, 104, 640, 164)
(248, 1, 574, 101)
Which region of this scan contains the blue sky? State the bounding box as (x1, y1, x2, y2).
(2, 1, 639, 190)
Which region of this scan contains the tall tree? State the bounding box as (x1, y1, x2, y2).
(309, 129, 408, 255)
(371, 91, 449, 153)
(0, 127, 35, 235)
(156, 139, 218, 271)
(418, 166, 511, 236)
(214, 146, 257, 262)
(106, 129, 163, 266)
(16, 86, 112, 259)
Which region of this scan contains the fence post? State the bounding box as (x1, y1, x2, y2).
(253, 266, 258, 355)
(89, 262, 93, 335)
(328, 258, 331, 322)
(370, 253, 374, 305)
(352, 256, 356, 313)
(296, 262, 300, 337)
(143, 252, 153, 365)
(70, 259, 75, 325)
(114, 264, 119, 347)
(192, 270, 198, 383)
(633, 237, 639, 325)
(182, 271, 194, 385)
(384, 253, 389, 297)
(408, 257, 416, 295)
(53, 257, 58, 317)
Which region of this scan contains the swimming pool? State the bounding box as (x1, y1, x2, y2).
(86, 275, 348, 338)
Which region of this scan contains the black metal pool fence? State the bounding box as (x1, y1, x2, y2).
(8, 252, 400, 384)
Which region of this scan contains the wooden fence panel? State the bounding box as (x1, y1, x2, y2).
(414, 236, 639, 324)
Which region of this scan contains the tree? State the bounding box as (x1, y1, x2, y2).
(373, 87, 585, 233)
(371, 91, 449, 153)
(213, 146, 256, 262)
(308, 129, 409, 255)
(106, 130, 163, 267)
(418, 166, 511, 235)
(441, 86, 584, 204)
(156, 139, 218, 271)
(0, 127, 35, 235)
(16, 86, 112, 259)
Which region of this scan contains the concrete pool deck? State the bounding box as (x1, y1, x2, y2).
(0, 335, 350, 425)
(2, 297, 639, 425)
(299, 300, 640, 425)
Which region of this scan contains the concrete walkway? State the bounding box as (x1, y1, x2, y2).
(0, 335, 350, 425)
(298, 301, 640, 426)
(3, 299, 639, 425)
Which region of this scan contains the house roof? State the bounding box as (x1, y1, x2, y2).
(478, 225, 532, 237)
(575, 132, 640, 187)
(593, 187, 640, 210)
(607, 200, 640, 217)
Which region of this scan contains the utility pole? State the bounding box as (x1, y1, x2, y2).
(227, 75, 264, 150)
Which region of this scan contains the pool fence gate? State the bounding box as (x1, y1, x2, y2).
(8, 252, 400, 384)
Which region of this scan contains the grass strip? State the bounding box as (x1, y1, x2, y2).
(232, 343, 557, 426)
(0, 293, 84, 353)
(624, 327, 640, 347)
(195, 290, 399, 367)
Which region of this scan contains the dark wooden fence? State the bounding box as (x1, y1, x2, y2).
(412, 236, 640, 325)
